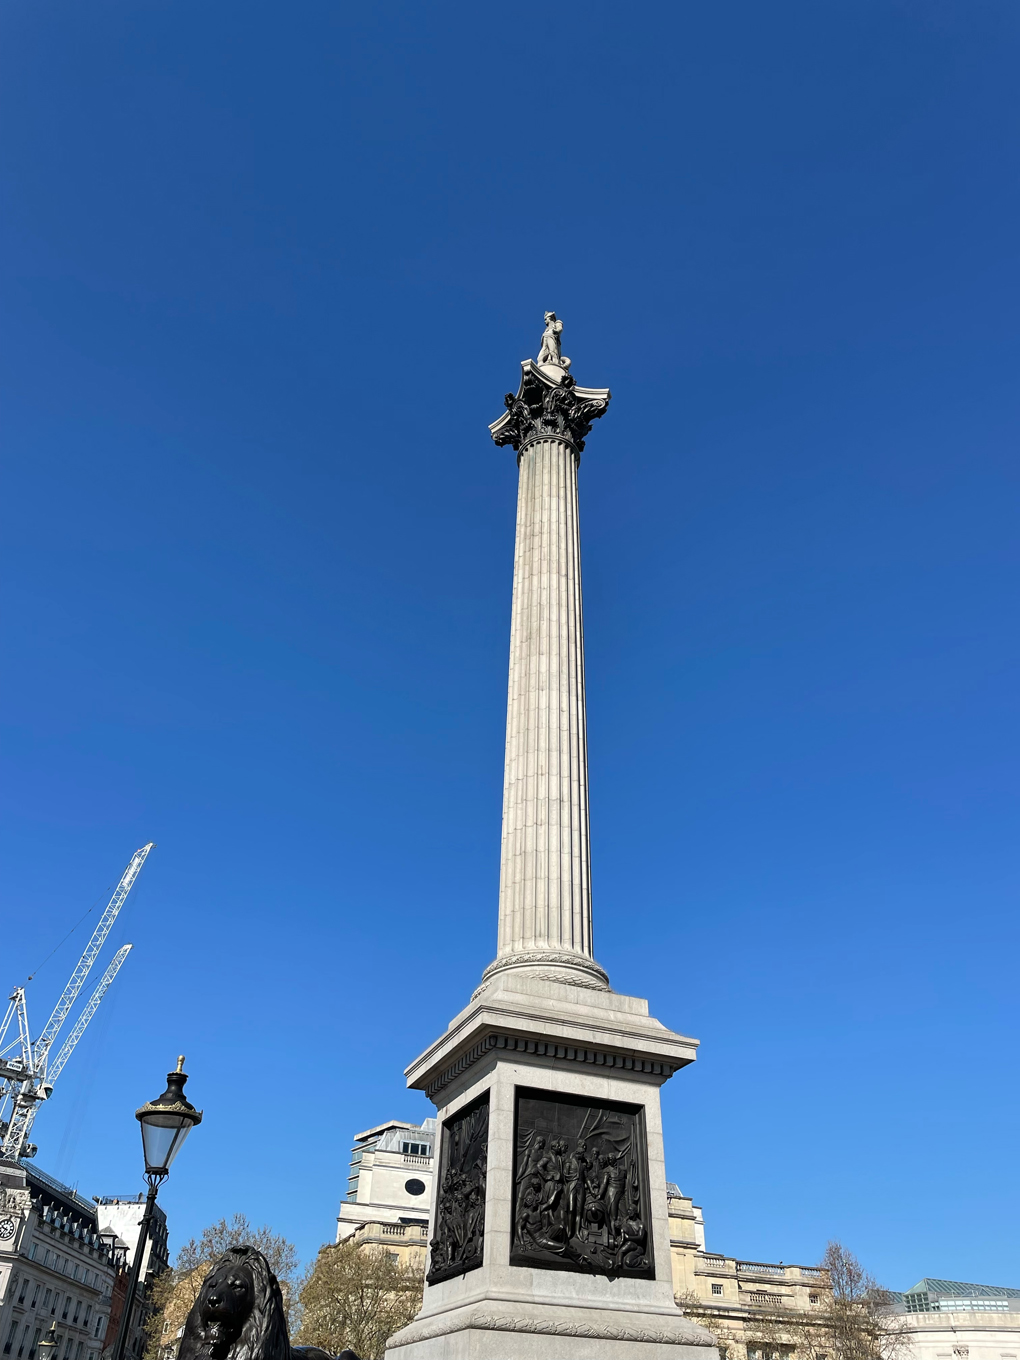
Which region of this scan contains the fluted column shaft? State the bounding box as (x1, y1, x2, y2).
(485, 357, 610, 988)
(496, 435, 593, 966)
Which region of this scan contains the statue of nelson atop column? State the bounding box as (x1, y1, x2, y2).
(537, 310, 571, 370)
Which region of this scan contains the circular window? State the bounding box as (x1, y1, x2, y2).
(404, 1178, 426, 1196)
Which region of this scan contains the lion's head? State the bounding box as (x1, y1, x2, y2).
(178, 1246, 290, 1360)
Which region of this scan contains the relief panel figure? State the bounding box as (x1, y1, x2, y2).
(511, 1090, 653, 1279)
(426, 1093, 489, 1286)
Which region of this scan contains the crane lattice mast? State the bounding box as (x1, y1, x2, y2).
(0, 845, 153, 1161)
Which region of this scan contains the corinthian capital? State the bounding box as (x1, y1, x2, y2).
(489, 360, 611, 456)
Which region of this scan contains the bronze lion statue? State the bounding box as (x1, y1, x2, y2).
(178, 1245, 358, 1360)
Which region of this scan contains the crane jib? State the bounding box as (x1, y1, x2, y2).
(0, 844, 153, 1161)
(33, 843, 154, 1063)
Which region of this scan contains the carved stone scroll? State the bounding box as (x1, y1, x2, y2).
(511, 1089, 653, 1280)
(426, 1093, 489, 1286)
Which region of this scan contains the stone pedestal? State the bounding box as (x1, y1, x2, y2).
(384, 329, 714, 1360)
(385, 972, 714, 1360)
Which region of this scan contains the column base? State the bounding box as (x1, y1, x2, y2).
(387, 1297, 716, 1360)
(478, 952, 610, 995)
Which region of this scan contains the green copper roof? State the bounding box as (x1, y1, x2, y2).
(906, 1279, 1020, 1299)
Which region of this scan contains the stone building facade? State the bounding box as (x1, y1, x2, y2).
(894, 1279, 1020, 1360)
(666, 1184, 831, 1360)
(335, 1120, 435, 1271)
(93, 1196, 169, 1360)
(0, 1163, 118, 1360)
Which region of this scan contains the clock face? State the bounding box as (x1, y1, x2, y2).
(0, 1217, 16, 1241)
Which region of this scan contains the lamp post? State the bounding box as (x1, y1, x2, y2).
(110, 1058, 202, 1360)
(37, 1323, 58, 1360)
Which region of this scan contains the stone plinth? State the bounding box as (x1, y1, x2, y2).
(384, 973, 714, 1360)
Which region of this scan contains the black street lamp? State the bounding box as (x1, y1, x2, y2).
(37, 1323, 58, 1360)
(110, 1059, 202, 1360)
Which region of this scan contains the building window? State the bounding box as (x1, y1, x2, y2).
(61, 1302, 69, 1322)
(50, 1296, 60, 1317)
(82, 1310, 91, 1329)
(809, 1295, 819, 1304)
(5, 1322, 20, 1355)
(18, 1280, 28, 1305)
(17, 1325, 30, 1359)
(401, 1143, 430, 1157)
(29, 1329, 41, 1360)
(31, 1286, 42, 1309)
(75, 1343, 84, 1360)
(712, 1284, 723, 1296)
(72, 1305, 80, 1326)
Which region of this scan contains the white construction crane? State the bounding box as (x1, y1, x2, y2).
(0, 843, 153, 1161)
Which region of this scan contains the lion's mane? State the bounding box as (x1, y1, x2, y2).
(179, 1246, 290, 1360)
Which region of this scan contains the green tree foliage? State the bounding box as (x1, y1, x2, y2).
(296, 1241, 423, 1360)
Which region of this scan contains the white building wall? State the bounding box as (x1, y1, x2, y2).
(902, 1310, 1020, 1360)
(336, 1119, 435, 1245)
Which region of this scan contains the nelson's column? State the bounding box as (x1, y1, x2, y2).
(385, 318, 716, 1360)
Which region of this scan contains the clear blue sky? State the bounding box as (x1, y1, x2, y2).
(2, 1, 1018, 1291)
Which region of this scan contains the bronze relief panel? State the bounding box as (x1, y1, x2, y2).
(426, 1092, 488, 1286)
(511, 1088, 654, 1279)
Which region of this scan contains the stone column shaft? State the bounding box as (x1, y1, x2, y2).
(498, 435, 592, 962)
(485, 360, 611, 987)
